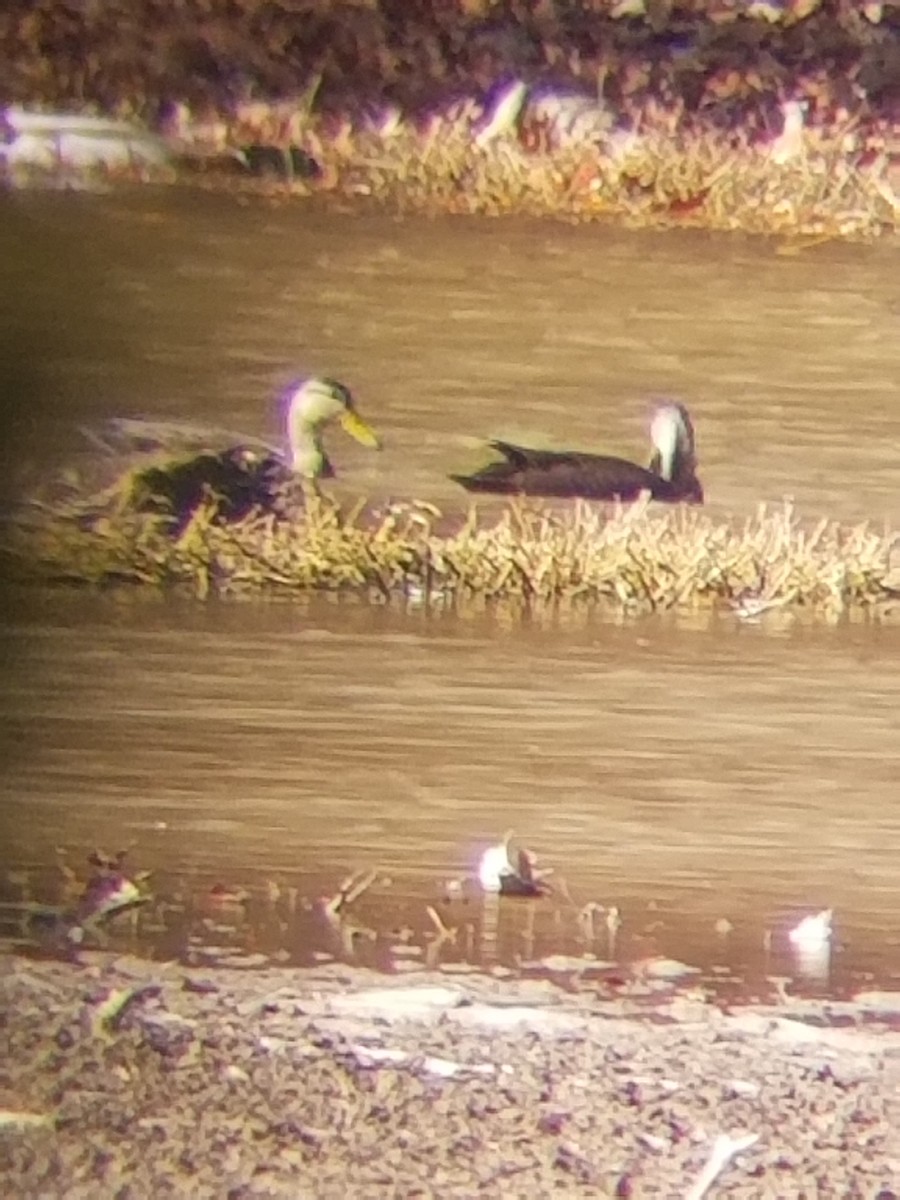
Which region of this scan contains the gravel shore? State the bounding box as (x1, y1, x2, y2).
(2, 952, 899, 1197)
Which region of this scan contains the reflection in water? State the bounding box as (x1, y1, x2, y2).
(0, 836, 847, 1000)
(0, 589, 897, 994)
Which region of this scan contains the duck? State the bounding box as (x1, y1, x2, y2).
(450, 401, 703, 503)
(97, 376, 381, 523)
(281, 376, 381, 480)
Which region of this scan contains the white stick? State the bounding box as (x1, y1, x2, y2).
(685, 1132, 760, 1200)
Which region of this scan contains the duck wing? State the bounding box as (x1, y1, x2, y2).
(133, 447, 291, 524)
(452, 444, 674, 501)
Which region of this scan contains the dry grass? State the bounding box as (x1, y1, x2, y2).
(5, 0, 899, 239)
(6, 99, 897, 242)
(318, 122, 898, 241)
(3, 480, 896, 618)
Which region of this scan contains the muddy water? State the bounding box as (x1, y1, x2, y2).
(0, 190, 898, 991)
(2, 190, 899, 519)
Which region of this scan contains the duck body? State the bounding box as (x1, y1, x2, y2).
(451, 402, 703, 504)
(132, 446, 293, 524)
(452, 444, 695, 501)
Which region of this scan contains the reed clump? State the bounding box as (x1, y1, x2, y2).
(3, 476, 896, 618)
(316, 124, 898, 242)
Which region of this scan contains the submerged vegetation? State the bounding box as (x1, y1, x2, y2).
(3, 464, 896, 619)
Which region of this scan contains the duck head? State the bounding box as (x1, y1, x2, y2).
(285, 376, 381, 478)
(648, 401, 703, 502)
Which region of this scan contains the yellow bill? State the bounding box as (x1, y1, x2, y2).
(340, 409, 381, 449)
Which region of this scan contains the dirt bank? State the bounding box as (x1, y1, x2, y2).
(3, 1, 898, 125)
(2, 2, 898, 237)
(2, 952, 899, 1197)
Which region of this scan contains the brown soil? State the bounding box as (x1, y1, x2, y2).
(2, 1, 898, 126)
(2, 952, 899, 1197)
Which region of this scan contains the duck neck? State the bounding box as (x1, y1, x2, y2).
(650, 407, 694, 482)
(289, 424, 325, 478)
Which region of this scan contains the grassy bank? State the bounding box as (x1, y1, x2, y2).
(3, 485, 896, 618)
(2, 1, 898, 239)
(241, 110, 899, 242)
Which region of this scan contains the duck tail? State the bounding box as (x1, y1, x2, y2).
(449, 471, 489, 493)
(449, 466, 520, 493)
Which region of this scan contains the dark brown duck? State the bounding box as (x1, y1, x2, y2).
(84, 377, 381, 527)
(451, 402, 703, 503)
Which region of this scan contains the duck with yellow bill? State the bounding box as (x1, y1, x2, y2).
(89, 376, 381, 524)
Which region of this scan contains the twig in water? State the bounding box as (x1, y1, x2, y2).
(323, 868, 379, 919)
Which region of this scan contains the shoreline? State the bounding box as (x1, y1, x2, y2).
(3, 950, 899, 1195)
(2, 2, 898, 240)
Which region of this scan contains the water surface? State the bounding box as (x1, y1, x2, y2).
(1, 190, 898, 521)
(0, 191, 897, 993)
